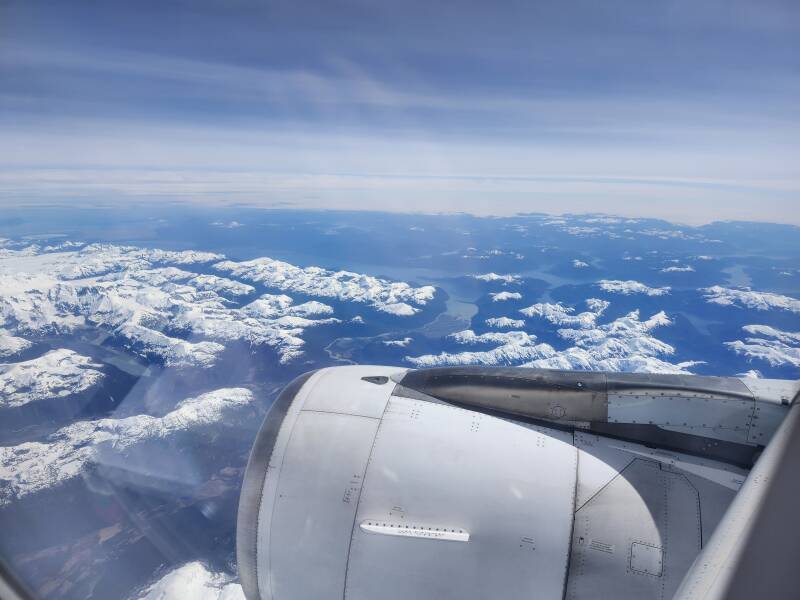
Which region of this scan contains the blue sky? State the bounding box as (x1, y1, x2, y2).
(1, 0, 799, 223)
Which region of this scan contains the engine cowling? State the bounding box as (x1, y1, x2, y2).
(237, 366, 797, 600)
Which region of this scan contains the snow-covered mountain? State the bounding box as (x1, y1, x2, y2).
(0, 349, 104, 408)
(597, 279, 671, 296)
(0, 329, 32, 358)
(214, 257, 435, 316)
(0, 387, 253, 505)
(473, 272, 520, 284)
(702, 286, 800, 314)
(407, 299, 698, 374)
(485, 317, 526, 329)
(134, 562, 244, 600)
(0, 211, 798, 600)
(726, 325, 800, 368)
(0, 243, 435, 366)
(490, 291, 522, 302)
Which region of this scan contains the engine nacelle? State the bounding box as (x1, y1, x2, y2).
(237, 366, 799, 600)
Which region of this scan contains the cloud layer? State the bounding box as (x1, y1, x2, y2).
(1, 1, 799, 221)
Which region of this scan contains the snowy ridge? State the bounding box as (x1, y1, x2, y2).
(116, 324, 225, 369)
(726, 325, 800, 368)
(597, 279, 671, 296)
(738, 369, 763, 379)
(0, 330, 31, 358)
(473, 273, 520, 284)
(486, 317, 526, 329)
(407, 329, 553, 367)
(0, 388, 253, 504)
(0, 349, 104, 408)
(638, 228, 705, 241)
(490, 291, 522, 302)
(520, 298, 609, 328)
(0, 243, 222, 280)
(0, 244, 392, 364)
(383, 337, 413, 347)
(450, 330, 539, 346)
(134, 562, 244, 600)
(214, 257, 435, 316)
(526, 306, 698, 373)
(702, 286, 800, 314)
(115, 267, 255, 297)
(407, 299, 698, 374)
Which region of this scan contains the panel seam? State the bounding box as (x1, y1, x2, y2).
(562, 431, 580, 600)
(341, 390, 394, 600)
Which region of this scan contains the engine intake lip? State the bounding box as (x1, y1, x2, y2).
(236, 370, 317, 600)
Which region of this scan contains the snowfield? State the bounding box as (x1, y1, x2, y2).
(726, 325, 800, 368)
(0, 243, 223, 280)
(702, 286, 800, 314)
(0, 349, 104, 408)
(407, 329, 548, 367)
(0, 330, 32, 358)
(214, 257, 435, 316)
(490, 291, 522, 302)
(0, 243, 432, 366)
(383, 337, 413, 347)
(520, 298, 610, 329)
(1, 215, 798, 600)
(486, 317, 526, 329)
(407, 299, 699, 374)
(473, 273, 520, 284)
(597, 280, 671, 296)
(0, 388, 253, 504)
(135, 562, 244, 600)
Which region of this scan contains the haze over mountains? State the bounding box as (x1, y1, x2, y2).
(0, 207, 798, 599)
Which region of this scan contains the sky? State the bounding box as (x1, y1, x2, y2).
(1, 0, 799, 224)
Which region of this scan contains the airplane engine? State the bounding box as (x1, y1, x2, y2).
(236, 366, 800, 600)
